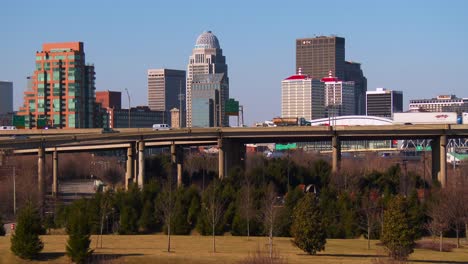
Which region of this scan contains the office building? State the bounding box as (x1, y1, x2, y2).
(147, 69, 186, 126)
(345, 61, 367, 115)
(322, 71, 355, 117)
(409, 95, 468, 113)
(106, 106, 164, 128)
(0, 81, 13, 114)
(366, 88, 403, 118)
(96, 90, 121, 109)
(296, 36, 345, 80)
(296, 36, 367, 115)
(186, 31, 228, 127)
(281, 70, 325, 120)
(191, 73, 228, 127)
(18, 42, 96, 128)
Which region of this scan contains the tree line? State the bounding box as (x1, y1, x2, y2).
(3, 153, 468, 262)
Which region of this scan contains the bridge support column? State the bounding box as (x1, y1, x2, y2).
(37, 147, 45, 210)
(332, 136, 341, 174)
(218, 138, 245, 179)
(432, 135, 447, 187)
(125, 143, 134, 190)
(218, 138, 225, 179)
(171, 143, 184, 187)
(137, 141, 145, 189)
(52, 151, 58, 197)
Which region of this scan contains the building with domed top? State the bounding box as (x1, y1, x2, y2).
(186, 31, 229, 127)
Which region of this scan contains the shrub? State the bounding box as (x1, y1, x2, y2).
(66, 200, 94, 263)
(10, 202, 44, 259)
(291, 193, 326, 255)
(381, 196, 415, 260)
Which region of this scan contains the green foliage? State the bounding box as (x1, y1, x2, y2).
(139, 200, 155, 233)
(0, 214, 6, 236)
(10, 202, 44, 259)
(381, 195, 416, 260)
(291, 193, 326, 255)
(118, 185, 141, 234)
(66, 200, 94, 264)
(196, 181, 225, 235)
(277, 186, 304, 237)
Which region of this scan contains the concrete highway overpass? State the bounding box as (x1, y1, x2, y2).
(1, 124, 467, 206)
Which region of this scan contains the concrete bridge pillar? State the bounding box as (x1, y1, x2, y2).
(137, 141, 145, 189)
(332, 135, 341, 174)
(37, 147, 45, 209)
(125, 143, 134, 190)
(218, 138, 245, 179)
(171, 143, 184, 187)
(52, 151, 58, 197)
(218, 138, 225, 179)
(432, 135, 447, 187)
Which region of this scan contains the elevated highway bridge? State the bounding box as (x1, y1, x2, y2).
(1, 124, 468, 206)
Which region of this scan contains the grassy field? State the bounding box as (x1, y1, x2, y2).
(0, 234, 467, 264)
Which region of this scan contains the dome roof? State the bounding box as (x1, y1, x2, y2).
(195, 31, 220, 49)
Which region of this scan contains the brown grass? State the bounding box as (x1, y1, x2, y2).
(0, 235, 467, 264)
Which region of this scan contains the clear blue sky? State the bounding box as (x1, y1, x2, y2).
(2, 0, 467, 125)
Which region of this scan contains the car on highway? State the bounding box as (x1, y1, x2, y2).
(152, 124, 171, 131)
(10, 135, 29, 140)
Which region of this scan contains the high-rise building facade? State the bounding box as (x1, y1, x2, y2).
(345, 61, 367, 115)
(191, 73, 228, 127)
(409, 95, 468, 113)
(148, 69, 186, 126)
(106, 106, 163, 128)
(366, 88, 403, 118)
(0, 81, 13, 115)
(186, 31, 228, 127)
(322, 71, 355, 117)
(18, 42, 96, 128)
(281, 71, 325, 120)
(296, 36, 367, 115)
(96, 90, 121, 109)
(296, 36, 345, 80)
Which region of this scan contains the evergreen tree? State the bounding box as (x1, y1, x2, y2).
(10, 202, 44, 259)
(66, 200, 93, 264)
(291, 193, 326, 255)
(138, 200, 154, 233)
(381, 195, 416, 260)
(0, 214, 5, 236)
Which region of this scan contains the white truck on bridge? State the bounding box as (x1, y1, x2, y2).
(393, 112, 458, 125)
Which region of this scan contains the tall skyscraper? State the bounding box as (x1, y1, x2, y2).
(366, 88, 403, 118)
(96, 90, 121, 109)
(186, 31, 228, 127)
(345, 61, 367, 115)
(18, 42, 96, 128)
(147, 69, 186, 126)
(296, 36, 367, 115)
(281, 70, 325, 120)
(296, 36, 345, 80)
(0, 81, 13, 114)
(191, 73, 228, 127)
(322, 71, 355, 117)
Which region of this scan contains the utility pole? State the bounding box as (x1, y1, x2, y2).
(125, 88, 131, 128)
(13, 166, 16, 216)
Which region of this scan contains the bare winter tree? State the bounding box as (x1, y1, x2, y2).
(426, 197, 450, 252)
(443, 186, 468, 248)
(158, 175, 176, 252)
(203, 179, 225, 253)
(360, 189, 381, 250)
(260, 183, 282, 259)
(239, 172, 255, 238)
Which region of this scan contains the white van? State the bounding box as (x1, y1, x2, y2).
(152, 124, 171, 131)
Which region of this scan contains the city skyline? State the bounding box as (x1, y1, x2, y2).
(1, 0, 467, 125)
